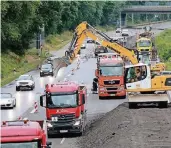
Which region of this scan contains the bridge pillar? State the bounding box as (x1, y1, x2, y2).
(121, 13, 126, 27)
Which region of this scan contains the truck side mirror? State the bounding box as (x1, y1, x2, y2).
(81, 94, 85, 104)
(40, 95, 46, 107)
(95, 69, 98, 77)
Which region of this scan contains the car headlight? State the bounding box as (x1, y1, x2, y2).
(8, 100, 12, 103)
(16, 82, 20, 86)
(40, 70, 42, 72)
(47, 123, 53, 128)
(28, 82, 33, 85)
(49, 70, 52, 72)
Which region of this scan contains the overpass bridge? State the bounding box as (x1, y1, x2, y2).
(121, 6, 171, 26)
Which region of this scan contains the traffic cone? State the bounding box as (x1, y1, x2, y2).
(34, 101, 38, 113)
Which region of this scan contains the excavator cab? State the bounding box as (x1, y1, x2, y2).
(125, 64, 151, 91)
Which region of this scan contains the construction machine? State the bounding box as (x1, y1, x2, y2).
(136, 26, 165, 73)
(64, 21, 171, 108)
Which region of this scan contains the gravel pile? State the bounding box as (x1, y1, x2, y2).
(77, 103, 171, 148)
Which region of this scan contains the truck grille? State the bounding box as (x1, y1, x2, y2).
(51, 113, 75, 124)
(108, 92, 117, 94)
(141, 49, 149, 52)
(104, 80, 120, 85)
(106, 87, 118, 91)
(19, 82, 28, 85)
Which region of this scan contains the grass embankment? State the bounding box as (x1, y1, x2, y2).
(1, 49, 46, 86)
(1, 25, 115, 86)
(155, 29, 171, 71)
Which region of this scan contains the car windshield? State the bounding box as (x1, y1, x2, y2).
(1, 141, 40, 148)
(18, 75, 30, 80)
(100, 66, 123, 76)
(138, 40, 151, 47)
(41, 64, 52, 70)
(0, 94, 12, 99)
(47, 93, 77, 108)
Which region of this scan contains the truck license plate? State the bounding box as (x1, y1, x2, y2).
(110, 94, 115, 96)
(60, 130, 68, 133)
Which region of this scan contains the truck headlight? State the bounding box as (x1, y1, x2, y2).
(74, 120, 81, 126)
(118, 85, 124, 90)
(47, 123, 53, 128)
(99, 87, 105, 91)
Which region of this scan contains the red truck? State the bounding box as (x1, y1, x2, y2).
(94, 53, 126, 99)
(40, 81, 87, 137)
(1, 119, 51, 148)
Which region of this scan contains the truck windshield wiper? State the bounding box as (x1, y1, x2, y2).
(48, 104, 64, 108)
(60, 104, 77, 108)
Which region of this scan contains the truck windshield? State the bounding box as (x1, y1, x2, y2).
(138, 40, 151, 47)
(1, 141, 40, 148)
(47, 94, 77, 108)
(100, 66, 123, 76)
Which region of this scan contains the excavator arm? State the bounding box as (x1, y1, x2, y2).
(65, 21, 138, 64)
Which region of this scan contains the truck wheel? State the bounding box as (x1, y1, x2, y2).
(99, 96, 104, 100)
(120, 95, 126, 99)
(48, 133, 53, 138)
(129, 102, 137, 109)
(159, 102, 168, 108)
(16, 87, 20, 91)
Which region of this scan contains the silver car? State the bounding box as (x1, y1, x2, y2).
(16, 75, 35, 91)
(0, 93, 16, 109)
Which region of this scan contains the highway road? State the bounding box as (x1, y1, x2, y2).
(1, 21, 171, 148)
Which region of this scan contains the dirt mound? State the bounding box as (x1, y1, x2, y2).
(77, 103, 171, 148)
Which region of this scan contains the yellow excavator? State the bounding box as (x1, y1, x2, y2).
(65, 21, 171, 108)
(136, 26, 166, 73)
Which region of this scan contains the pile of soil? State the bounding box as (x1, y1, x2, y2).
(77, 103, 171, 148)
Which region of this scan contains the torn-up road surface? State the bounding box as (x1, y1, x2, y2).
(77, 103, 171, 148)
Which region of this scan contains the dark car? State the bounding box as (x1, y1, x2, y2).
(87, 39, 100, 45)
(40, 64, 54, 77)
(94, 46, 108, 57)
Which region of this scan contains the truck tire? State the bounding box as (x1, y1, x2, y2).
(159, 102, 168, 108)
(99, 96, 105, 100)
(120, 95, 126, 99)
(129, 102, 137, 109)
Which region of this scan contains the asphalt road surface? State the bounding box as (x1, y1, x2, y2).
(1, 21, 171, 148)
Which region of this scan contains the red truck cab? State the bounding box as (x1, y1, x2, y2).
(95, 53, 126, 99)
(1, 120, 51, 148)
(40, 81, 87, 137)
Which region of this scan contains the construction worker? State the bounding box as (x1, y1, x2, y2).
(92, 78, 98, 93)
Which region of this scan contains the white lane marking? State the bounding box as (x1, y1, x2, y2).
(60, 138, 65, 144)
(30, 109, 35, 113)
